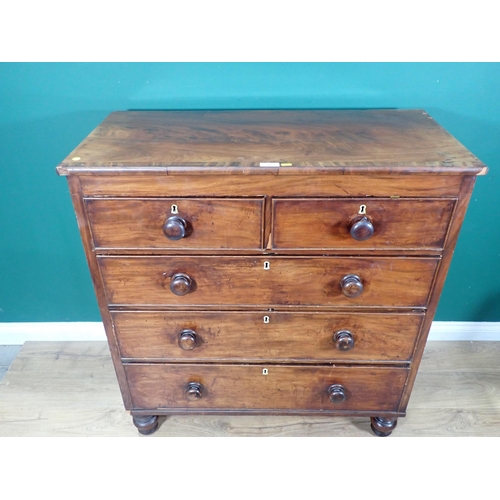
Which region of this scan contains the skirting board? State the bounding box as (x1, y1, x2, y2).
(0, 321, 499, 344)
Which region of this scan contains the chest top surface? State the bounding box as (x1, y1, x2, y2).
(56, 109, 487, 176)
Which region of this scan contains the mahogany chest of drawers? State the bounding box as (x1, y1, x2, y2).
(56, 109, 487, 436)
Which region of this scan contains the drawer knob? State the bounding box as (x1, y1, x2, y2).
(163, 216, 187, 240)
(178, 329, 197, 350)
(333, 330, 355, 351)
(170, 273, 193, 296)
(340, 274, 364, 298)
(349, 216, 374, 241)
(185, 382, 204, 401)
(327, 384, 347, 403)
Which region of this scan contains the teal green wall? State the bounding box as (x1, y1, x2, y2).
(0, 63, 498, 322)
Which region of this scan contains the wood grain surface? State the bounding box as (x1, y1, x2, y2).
(2, 341, 499, 436)
(398, 176, 477, 412)
(79, 174, 464, 198)
(272, 198, 455, 251)
(112, 310, 423, 363)
(98, 255, 438, 308)
(67, 176, 133, 408)
(86, 197, 264, 250)
(124, 363, 408, 412)
(53, 110, 487, 438)
(56, 110, 487, 175)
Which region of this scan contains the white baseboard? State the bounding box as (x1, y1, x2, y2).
(0, 322, 106, 344)
(428, 321, 500, 341)
(0, 321, 499, 344)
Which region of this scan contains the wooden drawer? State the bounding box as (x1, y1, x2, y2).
(99, 256, 438, 308)
(272, 198, 455, 251)
(113, 311, 423, 362)
(85, 197, 264, 250)
(125, 363, 409, 412)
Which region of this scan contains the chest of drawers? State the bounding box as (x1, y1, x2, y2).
(56, 109, 487, 436)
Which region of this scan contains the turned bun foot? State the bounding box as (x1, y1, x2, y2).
(132, 414, 159, 435)
(370, 416, 398, 437)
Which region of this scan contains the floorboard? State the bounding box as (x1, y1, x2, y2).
(1, 341, 499, 436)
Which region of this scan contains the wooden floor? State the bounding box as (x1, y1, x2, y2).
(0, 340, 499, 437)
(0, 345, 22, 382)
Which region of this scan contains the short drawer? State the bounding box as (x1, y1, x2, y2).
(85, 197, 264, 250)
(125, 363, 409, 412)
(113, 311, 423, 363)
(272, 198, 455, 251)
(99, 256, 438, 308)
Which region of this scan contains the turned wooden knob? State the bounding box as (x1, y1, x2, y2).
(327, 384, 347, 403)
(170, 273, 193, 296)
(185, 382, 204, 401)
(340, 274, 364, 298)
(349, 216, 374, 241)
(178, 329, 197, 350)
(163, 216, 187, 240)
(333, 330, 355, 351)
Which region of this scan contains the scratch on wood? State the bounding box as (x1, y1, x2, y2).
(334, 183, 350, 195)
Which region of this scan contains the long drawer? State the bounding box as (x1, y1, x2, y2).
(125, 364, 409, 412)
(113, 311, 423, 362)
(272, 198, 455, 251)
(99, 256, 439, 308)
(85, 197, 264, 250)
